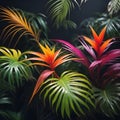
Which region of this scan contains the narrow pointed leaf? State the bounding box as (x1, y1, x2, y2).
(29, 70, 54, 103)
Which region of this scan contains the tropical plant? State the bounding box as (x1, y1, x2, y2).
(0, 6, 93, 119)
(26, 43, 72, 101)
(0, 111, 24, 120)
(47, 0, 87, 28)
(94, 81, 120, 117)
(0, 7, 47, 48)
(107, 0, 120, 15)
(0, 75, 13, 120)
(57, 26, 120, 86)
(79, 13, 120, 38)
(0, 3, 119, 119)
(57, 26, 120, 117)
(23, 43, 94, 118)
(40, 71, 94, 118)
(0, 47, 33, 87)
(78, 1, 120, 38)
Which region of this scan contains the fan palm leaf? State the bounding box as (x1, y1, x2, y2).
(40, 71, 94, 118)
(0, 47, 33, 87)
(94, 82, 120, 117)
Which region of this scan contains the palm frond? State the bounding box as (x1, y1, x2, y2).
(79, 13, 120, 38)
(0, 47, 33, 87)
(47, 0, 73, 24)
(94, 82, 120, 117)
(0, 7, 40, 47)
(108, 0, 120, 15)
(47, 0, 88, 28)
(0, 93, 11, 105)
(28, 12, 48, 39)
(40, 71, 94, 118)
(95, 14, 120, 38)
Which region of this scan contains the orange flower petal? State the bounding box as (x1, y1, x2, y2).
(98, 26, 107, 45)
(99, 38, 112, 55)
(53, 54, 71, 68)
(83, 36, 98, 52)
(90, 26, 100, 45)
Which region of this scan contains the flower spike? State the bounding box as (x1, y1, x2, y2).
(83, 26, 112, 57)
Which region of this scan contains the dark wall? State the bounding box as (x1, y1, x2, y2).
(0, 0, 46, 13)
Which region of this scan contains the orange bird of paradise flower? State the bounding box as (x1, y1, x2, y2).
(83, 26, 112, 57)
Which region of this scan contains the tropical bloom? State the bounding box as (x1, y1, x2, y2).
(56, 27, 120, 87)
(82, 26, 112, 57)
(56, 39, 90, 67)
(26, 43, 72, 71)
(26, 43, 73, 102)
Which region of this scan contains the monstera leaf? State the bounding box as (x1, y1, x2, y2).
(79, 13, 120, 38)
(40, 71, 94, 118)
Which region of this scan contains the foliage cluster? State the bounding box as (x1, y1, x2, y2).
(0, 0, 120, 120)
